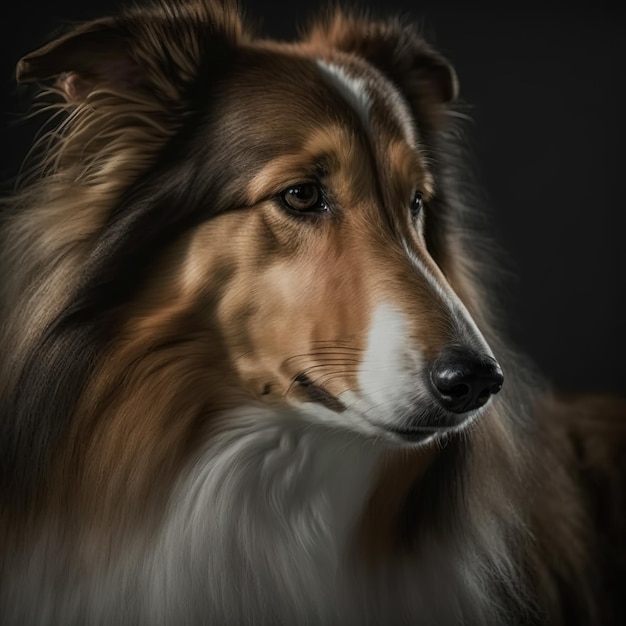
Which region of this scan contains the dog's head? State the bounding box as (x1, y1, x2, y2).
(16, 0, 502, 450)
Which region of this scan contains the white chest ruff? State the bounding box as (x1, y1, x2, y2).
(141, 411, 509, 625)
(147, 415, 380, 625)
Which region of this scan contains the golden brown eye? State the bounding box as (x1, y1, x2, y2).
(279, 184, 327, 214)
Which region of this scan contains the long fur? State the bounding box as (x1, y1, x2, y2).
(1, 1, 625, 625)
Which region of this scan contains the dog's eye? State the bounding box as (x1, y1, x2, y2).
(279, 184, 327, 214)
(411, 191, 424, 220)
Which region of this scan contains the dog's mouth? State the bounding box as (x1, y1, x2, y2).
(365, 416, 461, 444)
(292, 371, 484, 444)
(294, 373, 347, 412)
(362, 402, 487, 444)
(382, 423, 449, 443)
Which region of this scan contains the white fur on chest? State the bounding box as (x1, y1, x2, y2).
(144, 410, 512, 626)
(147, 412, 381, 625)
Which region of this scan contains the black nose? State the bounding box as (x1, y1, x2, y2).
(429, 347, 504, 414)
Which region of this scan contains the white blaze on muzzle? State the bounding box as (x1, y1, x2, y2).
(357, 302, 426, 416)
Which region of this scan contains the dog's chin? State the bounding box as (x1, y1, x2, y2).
(287, 392, 489, 448)
(381, 424, 449, 445)
(363, 403, 487, 447)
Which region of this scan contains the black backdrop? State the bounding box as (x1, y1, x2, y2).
(1, 0, 624, 394)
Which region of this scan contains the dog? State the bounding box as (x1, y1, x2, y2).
(1, 1, 624, 624)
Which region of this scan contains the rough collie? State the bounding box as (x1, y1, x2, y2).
(1, 1, 624, 624)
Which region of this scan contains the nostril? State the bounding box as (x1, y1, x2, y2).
(490, 382, 503, 395)
(448, 383, 471, 399)
(476, 387, 491, 405)
(429, 346, 504, 414)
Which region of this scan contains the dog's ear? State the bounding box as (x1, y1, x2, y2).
(16, 1, 244, 103)
(16, 19, 139, 102)
(307, 12, 458, 129)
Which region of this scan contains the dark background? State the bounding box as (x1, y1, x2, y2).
(1, 0, 624, 394)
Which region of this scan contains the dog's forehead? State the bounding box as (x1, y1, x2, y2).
(216, 47, 413, 142)
(205, 46, 429, 196)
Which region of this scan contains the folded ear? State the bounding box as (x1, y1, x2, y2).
(307, 12, 458, 129)
(16, 19, 139, 101)
(16, 1, 243, 103)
